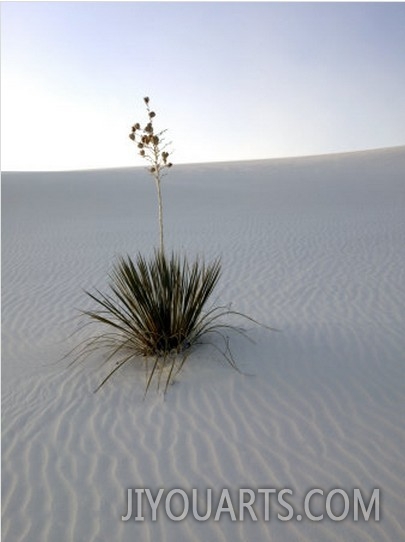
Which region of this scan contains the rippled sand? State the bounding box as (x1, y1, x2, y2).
(2, 147, 405, 541)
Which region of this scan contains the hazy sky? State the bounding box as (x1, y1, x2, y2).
(2, 2, 405, 171)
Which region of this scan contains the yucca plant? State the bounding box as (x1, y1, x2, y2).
(76, 252, 236, 395)
(72, 97, 275, 395)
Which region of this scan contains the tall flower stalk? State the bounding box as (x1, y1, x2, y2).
(129, 97, 172, 254)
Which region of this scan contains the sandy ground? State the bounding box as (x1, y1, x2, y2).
(2, 146, 405, 541)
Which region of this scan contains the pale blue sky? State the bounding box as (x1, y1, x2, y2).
(2, 2, 405, 171)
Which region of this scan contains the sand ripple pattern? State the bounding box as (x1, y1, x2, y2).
(2, 148, 405, 541)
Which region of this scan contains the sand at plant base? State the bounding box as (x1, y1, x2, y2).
(2, 147, 405, 541)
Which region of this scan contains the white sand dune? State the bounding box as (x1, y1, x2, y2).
(2, 146, 405, 541)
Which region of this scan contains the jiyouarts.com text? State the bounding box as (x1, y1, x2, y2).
(121, 487, 380, 522)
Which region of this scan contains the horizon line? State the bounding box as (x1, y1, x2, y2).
(2, 144, 404, 174)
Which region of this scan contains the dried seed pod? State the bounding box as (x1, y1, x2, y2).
(144, 96, 149, 104)
(149, 111, 156, 118)
(129, 133, 135, 141)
